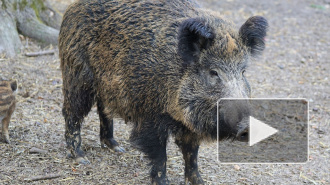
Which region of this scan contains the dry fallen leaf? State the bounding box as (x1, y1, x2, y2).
(71, 167, 77, 172)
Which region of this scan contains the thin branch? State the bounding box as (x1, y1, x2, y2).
(25, 50, 55, 57)
(24, 174, 62, 181)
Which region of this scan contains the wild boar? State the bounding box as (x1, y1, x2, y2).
(59, 0, 267, 184)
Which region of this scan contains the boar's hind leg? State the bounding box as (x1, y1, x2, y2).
(130, 121, 169, 185)
(175, 133, 204, 185)
(97, 101, 125, 152)
(63, 108, 90, 164)
(62, 65, 95, 165)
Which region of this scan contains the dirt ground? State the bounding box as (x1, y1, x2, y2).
(0, 0, 329, 184)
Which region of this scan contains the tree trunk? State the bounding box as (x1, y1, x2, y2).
(0, 8, 22, 57)
(39, 0, 62, 30)
(16, 6, 59, 44)
(0, 0, 62, 58)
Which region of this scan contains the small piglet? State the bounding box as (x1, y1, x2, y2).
(0, 80, 17, 143)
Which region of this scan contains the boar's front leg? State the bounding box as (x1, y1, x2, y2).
(97, 101, 125, 152)
(150, 143, 167, 185)
(175, 133, 204, 185)
(130, 120, 169, 185)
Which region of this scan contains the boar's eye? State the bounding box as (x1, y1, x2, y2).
(209, 70, 218, 77)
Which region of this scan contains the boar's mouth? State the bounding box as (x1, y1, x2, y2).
(218, 116, 250, 142)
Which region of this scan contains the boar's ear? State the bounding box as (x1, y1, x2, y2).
(239, 16, 268, 56)
(178, 18, 215, 65)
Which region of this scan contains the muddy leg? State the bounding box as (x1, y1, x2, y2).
(61, 60, 96, 164)
(62, 90, 94, 164)
(97, 101, 125, 152)
(130, 121, 169, 185)
(150, 144, 167, 185)
(63, 109, 90, 164)
(175, 134, 204, 185)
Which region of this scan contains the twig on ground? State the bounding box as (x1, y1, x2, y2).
(24, 173, 61, 181)
(300, 172, 318, 185)
(25, 50, 55, 57)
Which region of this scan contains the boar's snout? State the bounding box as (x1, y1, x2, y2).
(236, 117, 249, 142)
(219, 99, 250, 142)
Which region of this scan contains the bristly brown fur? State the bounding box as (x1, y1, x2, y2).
(59, 0, 267, 184)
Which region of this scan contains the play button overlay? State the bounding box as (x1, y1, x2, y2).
(249, 116, 278, 146)
(217, 98, 308, 163)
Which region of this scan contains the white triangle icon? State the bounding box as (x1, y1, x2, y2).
(249, 116, 278, 146)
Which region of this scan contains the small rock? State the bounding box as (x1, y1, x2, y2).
(278, 64, 284, 69)
(22, 91, 30, 98)
(234, 164, 240, 171)
(18, 162, 25, 167)
(29, 147, 47, 154)
(133, 172, 139, 177)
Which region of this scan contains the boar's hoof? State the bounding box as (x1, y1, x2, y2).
(75, 157, 91, 165)
(101, 138, 125, 153)
(151, 175, 168, 185)
(3, 134, 10, 144)
(113, 146, 126, 153)
(185, 172, 204, 185)
(66, 152, 90, 165)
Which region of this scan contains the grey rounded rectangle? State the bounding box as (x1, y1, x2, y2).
(217, 98, 309, 164)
